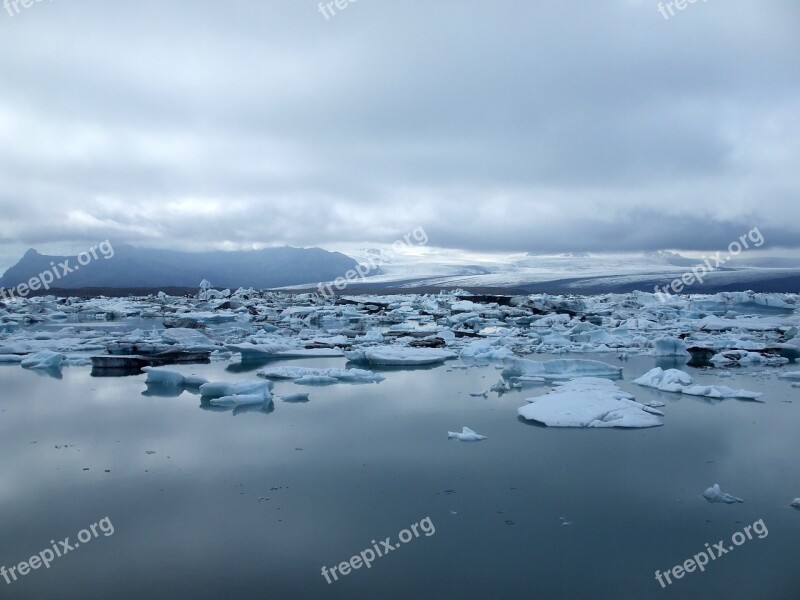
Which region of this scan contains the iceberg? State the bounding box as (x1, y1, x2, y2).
(517, 378, 663, 428)
(281, 393, 310, 403)
(257, 366, 384, 383)
(227, 342, 343, 361)
(447, 427, 487, 442)
(633, 367, 762, 399)
(681, 385, 762, 400)
(199, 380, 272, 398)
(209, 394, 270, 407)
(350, 347, 457, 366)
(652, 337, 689, 357)
(21, 350, 66, 371)
(142, 367, 209, 388)
(502, 357, 622, 380)
(633, 368, 693, 393)
(703, 484, 743, 504)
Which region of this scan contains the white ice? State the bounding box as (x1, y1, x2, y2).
(502, 357, 622, 380)
(20, 350, 66, 370)
(517, 378, 663, 428)
(703, 484, 743, 504)
(257, 366, 384, 383)
(447, 426, 487, 441)
(633, 367, 762, 399)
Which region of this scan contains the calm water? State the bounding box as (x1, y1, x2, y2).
(1, 353, 799, 599)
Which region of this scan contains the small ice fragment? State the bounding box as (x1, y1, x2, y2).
(281, 393, 310, 403)
(209, 394, 268, 406)
(703, 484, 743, 504)
(447, 427, 487, 442)
(791, 498, 800, 509)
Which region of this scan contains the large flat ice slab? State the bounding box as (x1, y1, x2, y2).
(503, 357, 622, 381)
(517, 377, 663, 428)
(257, 366, 384, 383)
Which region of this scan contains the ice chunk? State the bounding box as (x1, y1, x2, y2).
(356, 347, 456, 366)
(257, 366, 384, 383)
(633, 367, 761, 399)
(21, 350, 66, 370)
(633, 368, 693, 393)
(447, 427, 487, 442)
(502, 357, 622, 380)
(517, 378, 663, 428)
(281, 393, 310, 403)
(681, 385, 762, 400)
(652, 337, 689, 356)
(778, 371, 800, 380)
(460, 338, 515, 362)
(227, 343, 343, 361)
(143, 367, 186, 386)
(209, 394, 270, 407)
(199, 380, 272, 398)
(142, 367, 209, 388)
(703, 484, 743, 504)
(791, 498, 800, 509)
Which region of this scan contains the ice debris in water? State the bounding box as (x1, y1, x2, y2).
(20, 350, 66, 371)
(447, 427, 487, 442)
(143, 367, 209, 388)
(633, 367, 762, 399)
(703, 484, 743, 504)
(517, 378, 663, 428)
(502, 357, 623, 381)
(256, 366, 384, 383)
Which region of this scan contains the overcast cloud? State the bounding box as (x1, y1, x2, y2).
(0, 0, 798, 270)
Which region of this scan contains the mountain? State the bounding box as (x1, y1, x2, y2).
(0, 244, 358, 290)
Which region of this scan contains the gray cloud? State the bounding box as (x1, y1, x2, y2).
(0, 0, 798, 269)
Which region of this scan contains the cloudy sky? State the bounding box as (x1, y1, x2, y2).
(0, 0, 798, 271)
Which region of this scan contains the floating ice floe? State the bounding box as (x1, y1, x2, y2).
(778, 371, 800, 380)
(703, 484, 743, 504)
(20, 350, 66, 371)
(345, 347, 456, 366)
(632, 367, 692, 392)
(651, 337, 689, 357)
(502, 357, 622, 381)
(633, 367, 762, 400)
(459, 338, 515, 362)
(142, 367, 209, 388)
(209, 394, 269, 407)
(227, 342, 343, 362)
(281, 393, 310, 403)
(256, 366, 384, 384)
(791, 498, 800, 509)
(199, 380, 273, 398)
(447, 427, 487, 441)
(711, 349, 787, 366)
(517, 378, 663, 428)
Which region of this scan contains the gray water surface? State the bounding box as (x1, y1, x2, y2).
(1, 354, 799, 599)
